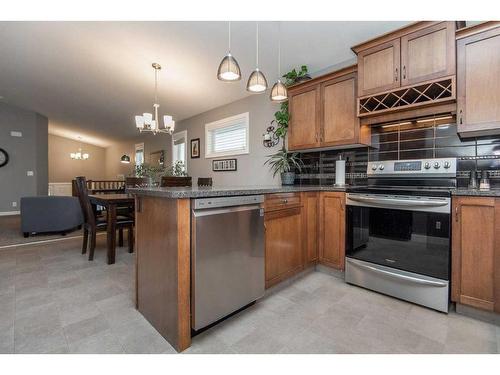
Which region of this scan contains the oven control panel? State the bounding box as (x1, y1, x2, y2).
(367, 158, 457, 177)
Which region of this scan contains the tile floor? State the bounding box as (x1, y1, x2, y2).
(0, 236, 499, 354)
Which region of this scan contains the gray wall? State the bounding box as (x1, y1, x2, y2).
(0, 103, 48, 213)
(105, 93, 281, 185)
(166, 93, 281, 186)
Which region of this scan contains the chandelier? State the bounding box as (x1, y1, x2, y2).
(70, 137, 89, 160)
(135, 63, 175, 135)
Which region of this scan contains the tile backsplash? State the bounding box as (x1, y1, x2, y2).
(294, 115, 500, 188)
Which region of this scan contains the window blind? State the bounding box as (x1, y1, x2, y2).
(205, 113, 249, 158)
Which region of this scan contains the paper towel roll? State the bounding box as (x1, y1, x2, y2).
(335, 159, 346, 186)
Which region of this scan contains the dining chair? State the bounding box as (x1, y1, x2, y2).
(74, 176, 135, 261)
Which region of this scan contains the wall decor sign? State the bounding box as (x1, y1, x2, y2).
(190, 138, 200, 159)
(212, 158, 237, 172)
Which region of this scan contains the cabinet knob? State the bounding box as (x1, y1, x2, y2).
(395, 68, 398, 82)
(403, 65, 406, 80)
(282, 199, 288, 204)
(459, 109, 463, 125)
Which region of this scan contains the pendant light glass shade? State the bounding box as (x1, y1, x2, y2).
(217, 53, 241, 81)
(247, 68, 268, 93)
(217, 22, 241, 82)
(270, 79, 288, 102)
(246, 22, 267, 93)
(120, 154, 131, 163)
(270, 22, 288, 102)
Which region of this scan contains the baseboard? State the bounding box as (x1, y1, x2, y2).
(456, 303, 500, 326)
(0, 211, 20, 216)
(315, 263, 345, 280)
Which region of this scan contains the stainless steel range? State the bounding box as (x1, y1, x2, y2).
(345, 158, 457, 313)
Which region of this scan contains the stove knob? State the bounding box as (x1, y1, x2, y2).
(424, 162, 431, 169)
(379, 165, 385, 170)
(371, 164, 378, 171)
(433, 162, 441, 169)
(444, 161, 451, 169)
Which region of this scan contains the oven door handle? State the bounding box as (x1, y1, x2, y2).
(348, 195, 448, 208)
(350, 260, 448, 287)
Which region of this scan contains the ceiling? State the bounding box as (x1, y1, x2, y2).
(0, 21, 409, 147)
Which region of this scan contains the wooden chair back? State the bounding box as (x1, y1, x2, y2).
(74, 176, 96, 227)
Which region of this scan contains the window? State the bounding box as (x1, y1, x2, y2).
(135, 143, 144, 166)
(205, 112, 249, 158)
(171, 130, 187, 170)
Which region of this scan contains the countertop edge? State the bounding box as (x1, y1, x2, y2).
(127, 185, 348, 199)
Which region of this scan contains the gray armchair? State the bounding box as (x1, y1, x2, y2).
(20, 196, 84, 237)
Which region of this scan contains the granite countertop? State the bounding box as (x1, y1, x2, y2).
(127, 184, 349, 199)
(451, 189, 500, 197)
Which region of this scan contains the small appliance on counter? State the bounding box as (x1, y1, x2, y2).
(335, 154, 346, 187)
(479, 170, 490, 190)
(468, 170, 478, 190)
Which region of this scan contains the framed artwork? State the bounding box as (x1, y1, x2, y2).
(150, 150, 164, 167)
(190, 138, 200, 159)
(212, 158, 237, 172)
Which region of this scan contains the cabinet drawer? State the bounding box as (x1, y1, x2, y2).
(265, 193, 301, 212)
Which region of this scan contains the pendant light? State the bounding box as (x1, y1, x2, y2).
(120, 155, 131, 163)
(247, 22, 268, 93)
(217, 22, 241, 81)
(270, 23, 288, 102)
(135, 63, 175, 135)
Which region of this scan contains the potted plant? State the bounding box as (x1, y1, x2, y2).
(264, 147, 304, 185)
(161, 161, 192, 187)
(127, 163, 163, 187)
(282, 65, 311, 86)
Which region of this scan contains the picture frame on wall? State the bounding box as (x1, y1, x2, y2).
(212, 159, 237, 172)
(190, 138, 200, 159)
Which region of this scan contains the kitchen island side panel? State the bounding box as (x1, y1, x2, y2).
(135, 195, 191, 352)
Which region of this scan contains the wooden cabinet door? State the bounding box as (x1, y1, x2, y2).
(452, 197, 497, 311)
(321, 74, 361, 147)
(457, 26, 500, 135)
(302, 192, 319, 266)
(401, 22, 455, 86)
(265, 206, 303, 288)
(288, 85, 321, 150)
(319, 192, 346, 270)
(357, 39, 401, 97)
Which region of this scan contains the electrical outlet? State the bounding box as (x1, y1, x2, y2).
(12, 202, 17, 208)
(27, 171, 34, 176)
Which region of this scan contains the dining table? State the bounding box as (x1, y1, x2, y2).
(89, 193, 135, 264)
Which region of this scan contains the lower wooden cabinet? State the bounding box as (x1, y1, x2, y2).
(319, 192, 346, 270)
(452, 196, 500, 312)
(302, 192, 319, 266)
(264, 191, 346, 288)
(265, 205, 303, 288)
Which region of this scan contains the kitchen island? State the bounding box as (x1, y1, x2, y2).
(128, 185, 347, 352)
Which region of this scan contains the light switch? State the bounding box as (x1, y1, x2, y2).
(12, 202, 17, 208)
(10, 131, 22, 137)
(27, 171, 34, 176)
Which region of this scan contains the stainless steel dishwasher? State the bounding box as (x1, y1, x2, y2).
(191, 195, 265, 331)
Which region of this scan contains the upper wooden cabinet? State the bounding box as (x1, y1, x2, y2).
(287, 85, 320, 150)
(452, 196, 500, 313)
(457, 22, 500, 137)
(319, 192, 346, 270)
(353, 22, 457, 118)
(288, 66, 370, 151)
(357, 39, 401, 96)
(401, 22, 456, 86)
